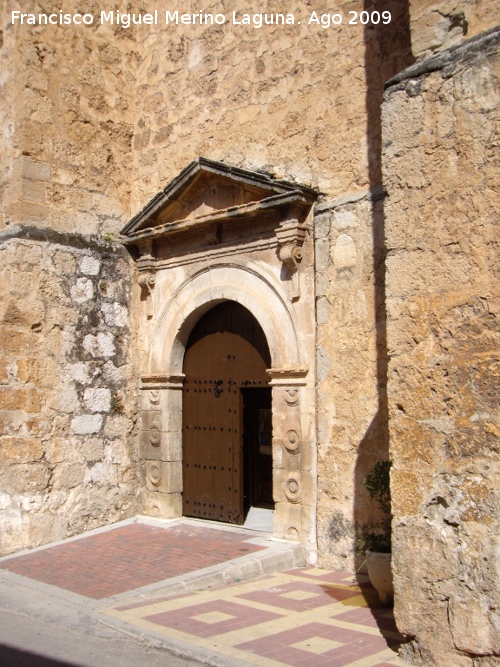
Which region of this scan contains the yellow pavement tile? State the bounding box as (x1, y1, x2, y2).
(292, 567, 331, 577)
(338, 648, 404, 666)
(291, 636, 343, 653)
(105, 614, 290, 667)
(103, 568, 406, 667)
(279, 590, 321, 601)
(191, 611, 236, 624)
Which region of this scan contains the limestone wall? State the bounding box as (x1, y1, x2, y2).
(383, 29, 500, 665)
(0, 228, 139, 556)
(131, 0, 413, 207)
(0, 2, 140, 554)
(0, 0, 136, 235)
(314, 192, 389, 569)
(409, 0, 499, 58)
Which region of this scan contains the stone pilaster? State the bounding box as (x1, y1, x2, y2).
(139, 374, 184, 518)
(268, 369, 310, 542)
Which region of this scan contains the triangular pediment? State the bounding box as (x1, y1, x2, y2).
(121, 157, 317, 236)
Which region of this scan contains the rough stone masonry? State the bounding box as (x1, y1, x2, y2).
(0, 1, 499, 665)
(0, 226, 140, 555)
(383, 28, 500, 666)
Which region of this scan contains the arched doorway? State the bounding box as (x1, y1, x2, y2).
(127, 160, 317, 550)
(182, 301, 272, 524)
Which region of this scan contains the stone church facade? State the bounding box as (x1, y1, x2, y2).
(0, 2, 498, 665)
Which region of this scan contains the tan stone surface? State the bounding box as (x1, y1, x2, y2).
(383, 31, 500, 665)
(130, 0, 413, 208)
(0, 236, 140, 555)
(0, 437, 44, 463)
(409, 0, 499, 58)
(0, 2, 498, 663)
(1, 0, 135, 235)
(315, 196, 390, 570)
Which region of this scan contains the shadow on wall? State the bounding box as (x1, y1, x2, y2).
(353, 0, 414, 593)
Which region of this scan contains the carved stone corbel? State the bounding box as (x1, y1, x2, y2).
(137, 237, 154, 260)
(276, 220, 307, 300)
(138, 272, 156, 318)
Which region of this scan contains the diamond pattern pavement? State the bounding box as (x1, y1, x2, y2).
(104, 567, 408, 667)
(0, 520, 408, 666)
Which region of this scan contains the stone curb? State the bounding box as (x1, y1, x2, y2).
(100, 539, 306, 606)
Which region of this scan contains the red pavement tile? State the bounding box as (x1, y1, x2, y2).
(145, 599, 283, 637)
(0, 523, 265, 599)
(237, 581, 360, 611)
(237, 621, 397, 667)
(333, 607, 402, 635)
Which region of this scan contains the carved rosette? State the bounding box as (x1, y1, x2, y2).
(276, 220, 307, 300)
(284, 428, 300, 453)
(149, 419, 161, 446)
(148, 390, 160, 406)
(147, 462, 162, 487)
(284, 475, 301, 503)
(284, 388, 300, 407)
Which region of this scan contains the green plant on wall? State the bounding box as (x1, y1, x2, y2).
(357, 460, 392, 554)
(111, 394, 125, 415)
(363, 460, 391, 515)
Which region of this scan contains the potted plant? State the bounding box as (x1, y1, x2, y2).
(358, 460, 393, 605)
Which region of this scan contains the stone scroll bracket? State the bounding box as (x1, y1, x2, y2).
(138, 272, 156, 318)
(276, 220, 308, 301)
(136, 238, 158, 319)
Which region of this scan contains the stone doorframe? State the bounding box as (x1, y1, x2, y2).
(122, 158, 318, 556)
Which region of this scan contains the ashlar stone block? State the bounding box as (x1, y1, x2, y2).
(0, 437, 44, 463)
(274, 501, 302, 541)
(145, 460, 182, 494)
(79, 256, 101, 275)
(71, 414, 103, 434)
(83, 388, 111, 413)
(141, 489, 182, 519)
(139, 429, 182, 462)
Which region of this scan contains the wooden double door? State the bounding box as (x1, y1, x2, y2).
(182, 302, 272, 524)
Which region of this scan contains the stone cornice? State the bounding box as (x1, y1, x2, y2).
(0, 224, 126, 255)
(121, 191, 312, 247)
(385, 25, 500, 92)
(267, 368, 308, 386)
(141, 374, 185, 389)
(122, 156, 318, 236)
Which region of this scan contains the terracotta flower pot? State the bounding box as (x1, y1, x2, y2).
(366, 550, 394, 605)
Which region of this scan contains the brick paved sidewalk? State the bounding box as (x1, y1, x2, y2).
(0, 521, 266, 599)
(105, 567, 407, 667)
(0, 519, 407, 666)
